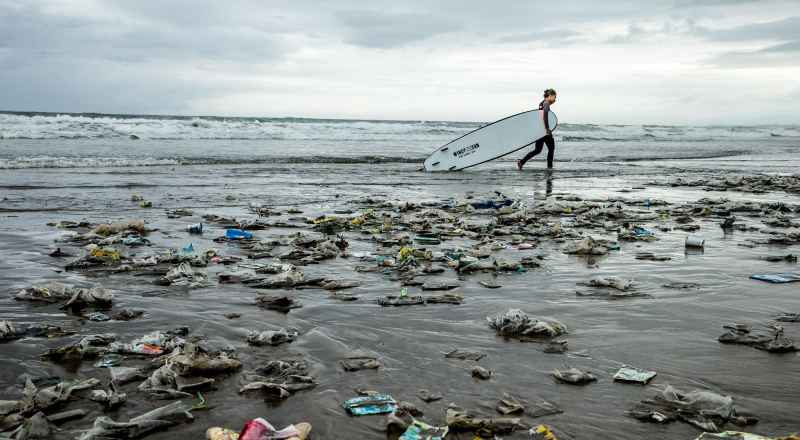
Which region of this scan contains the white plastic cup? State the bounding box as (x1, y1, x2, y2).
(685, 235, 705, 248)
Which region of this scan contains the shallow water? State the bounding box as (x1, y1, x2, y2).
(1, 113, 799, 439)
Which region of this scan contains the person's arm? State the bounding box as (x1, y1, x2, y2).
(542, 101, 551, 133)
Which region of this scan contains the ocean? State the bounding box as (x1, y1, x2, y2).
(1, 111, 799, 169)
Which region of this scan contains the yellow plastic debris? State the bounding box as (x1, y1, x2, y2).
(90, 247, 121, 261)
(531, 424, 559, 440)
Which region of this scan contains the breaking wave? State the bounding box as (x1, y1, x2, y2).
(0, 155, 427, 169)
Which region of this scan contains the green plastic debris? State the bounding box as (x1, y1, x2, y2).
(191, 392, 209, 411)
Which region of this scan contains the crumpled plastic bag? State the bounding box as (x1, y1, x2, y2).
(588, 276, 634, 291)
(20, 377, 101, 414)
(77, 401, 193, 440)
(247, 329, 299, 346)
(629, 385, 739, 432)
(62, 287, 113, 311)
(487, 309, 567, 339)
(239, 364, 317, 401)
(91, 220, 146, 237)
(158, 262, 208, 288)
(0, 320, 21, 341)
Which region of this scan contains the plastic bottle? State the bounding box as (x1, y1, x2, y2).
(187, 223, 203, 234)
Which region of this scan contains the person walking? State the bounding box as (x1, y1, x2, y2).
(518, 88, 557, 170)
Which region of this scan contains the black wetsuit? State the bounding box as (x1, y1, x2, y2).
(520, 99, 555, 169)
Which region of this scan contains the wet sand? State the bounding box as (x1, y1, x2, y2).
(1, 160, 799, 439)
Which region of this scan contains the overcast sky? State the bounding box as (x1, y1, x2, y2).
(1, 0, 799, 124)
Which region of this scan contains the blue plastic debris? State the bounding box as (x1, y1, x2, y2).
(632, 226, 654, 237)
(86, 312, 111, 322)
(122, 236, 149, 246)
(93, 354, 123, 368)
(342, 394, 397, 416)
(750, 273, 800, 284)
(226, 229, 253, 240)
(400, 420, 449, 440)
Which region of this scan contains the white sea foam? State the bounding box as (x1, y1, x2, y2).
(1, 112, 797, 142)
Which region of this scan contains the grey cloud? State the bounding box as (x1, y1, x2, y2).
(761, 40, 800, 52)
(672, 0, 763, 6)
(709, 40, 800, 67)
(336, 10, 460, 48)
(1, 0, 798, 118)
(0, 1, 293, 64)
(699, 16, 800, 42)
(496, 29, 584, 46)
(704, 18, 800, 68)
(606, 23, 649, 44)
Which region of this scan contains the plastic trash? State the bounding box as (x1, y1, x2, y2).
(246, 328, 299, 346)
(89, 389, 127, 410)
(749, 273, 800, 283)
(226, 229, 253, 240)
(93, 354, 123, 368)
(340, 356, 380, 371)
(552, 367, 597, 385)
(181, 243, 195, 255)
(775, 313, 800, 322)
(378, 295, 425, 306)
(529, 424, 560, 440)
(414, 236, 441, 245)
(122, 236, 149, 246)
(444, 349, 485, 361)
(86, 312, 111, 322)
(77, 401, 193, 440)
(399, 420, 448, 440)
(417, 389, 443, 402)
(343, 394, 397, 416)
(718, 323, 797, 353)
(206, 427, 239, 440)
(695, 432, 799, 440)
(471, 366, 492, 380)
(487, 309, 567, 339)
(238, 417, 306, 440)
(187, 223, 203, 234)
(445, 405, 522, 434)
(686, 235, 705, 248)
(613, 365, 657, 384)
(628, 385, 740, 432)
(469, 198, 514, 210)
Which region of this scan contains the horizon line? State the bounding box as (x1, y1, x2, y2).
(0, 109, 796, 129)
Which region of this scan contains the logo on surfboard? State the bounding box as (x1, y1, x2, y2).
(453, 142, 479, 159)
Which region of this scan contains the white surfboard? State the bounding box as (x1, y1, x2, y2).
(423, 109, 558, 171)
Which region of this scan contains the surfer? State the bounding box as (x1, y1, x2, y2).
(517, 89, 557, 170)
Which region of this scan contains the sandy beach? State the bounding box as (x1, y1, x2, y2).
(0, 113, 799, 439)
